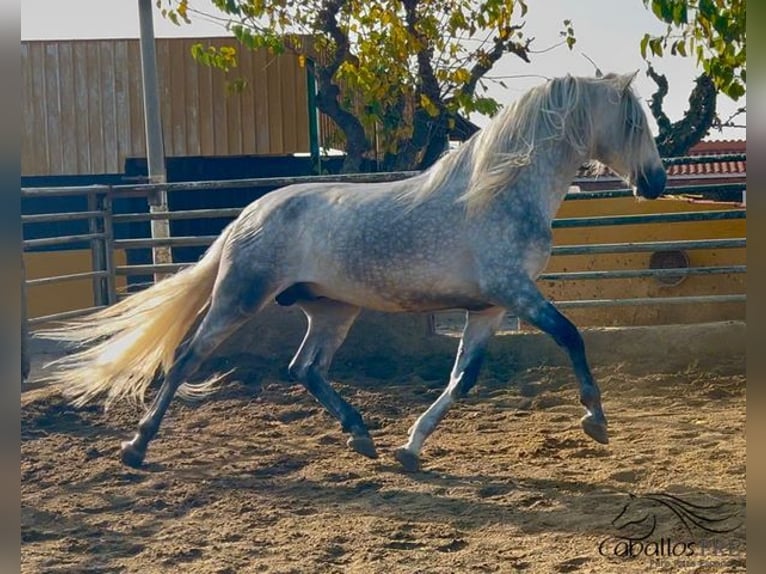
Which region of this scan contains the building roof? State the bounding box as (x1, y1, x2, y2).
(666, 139, 746, 177)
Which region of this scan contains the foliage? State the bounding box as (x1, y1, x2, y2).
(640, 0, 746, 100)
(157, 0, 575, 171)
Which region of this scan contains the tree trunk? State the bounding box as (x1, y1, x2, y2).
(647, 67, 717, 157)
(313, 80, 370, 173)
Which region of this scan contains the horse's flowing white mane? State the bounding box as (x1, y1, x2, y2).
(408, 73, 650, 213)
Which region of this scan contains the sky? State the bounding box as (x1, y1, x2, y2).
(20, 0, 745, 141)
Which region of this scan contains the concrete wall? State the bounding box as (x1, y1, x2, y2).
(204, 303, 746, 385)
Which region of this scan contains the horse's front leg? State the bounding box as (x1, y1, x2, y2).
(394, 307, 506, 472)
(495, 278, 609, 444)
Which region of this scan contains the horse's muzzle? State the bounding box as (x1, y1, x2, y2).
(635, 167, 667, 199)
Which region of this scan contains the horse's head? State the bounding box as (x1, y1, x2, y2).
(589, 72, 667, 200)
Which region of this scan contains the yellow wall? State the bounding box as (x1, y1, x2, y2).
(24, 249, 127, 321)
(544, 196, 745, 326)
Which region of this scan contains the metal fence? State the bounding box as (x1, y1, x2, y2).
(22, 185, 117, 325)
(21, 154, 746, 330)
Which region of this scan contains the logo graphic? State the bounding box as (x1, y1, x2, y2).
(598, 491, 744, 561)
(610, 491, 742, 541)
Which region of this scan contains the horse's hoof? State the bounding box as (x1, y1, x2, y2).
(347, 436, 378, 459)
(581, 414, 609, 445)
(394, 447, 421, 472)
(120, 441, 146, 468)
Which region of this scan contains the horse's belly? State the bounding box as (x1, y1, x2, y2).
(310, 277, 489, 313)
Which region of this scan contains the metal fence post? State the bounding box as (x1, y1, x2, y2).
(102, 190, 117, 304)
(87, 191, 106, 306)
(21, 248, 30, 383)
(138, 0, 173, 281)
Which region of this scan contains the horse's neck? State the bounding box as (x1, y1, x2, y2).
(513, 141, 587, 221)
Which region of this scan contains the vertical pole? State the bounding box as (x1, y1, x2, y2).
(87, 191, 106, 306)
(306, 61, 321, 175)
(102, 191, 117, 305)
(138, 0, 172, 281)
(21, 249, 30, 383)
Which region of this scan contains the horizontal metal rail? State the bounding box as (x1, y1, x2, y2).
(555, 294, 745, 309)
(552, 238, 745, 256)
(553, 209, 745, 228)
(539, 265, 745, 282)
(108, 171, 421, 196)
(28, 305, 108, 326)
(20, 153, 744, 199)
(110, 199, 746, 228)
(26, 270, 110, 287)
(23, 232, 106, 249)
(113, 235, 219, 249)
(114, 263, 746, 283)
(21, 180, 744, 204)
(111, 208, 243, 222)
(115, 263, 192, 275)
(113, 238, 747, 257)
(112, 237, 747, 257)
(21, 185, 111, 198)
(565, 182, 745, 201)
(22, 210, 105, 224)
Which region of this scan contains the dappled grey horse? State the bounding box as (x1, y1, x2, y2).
(42, 72, 666, 471)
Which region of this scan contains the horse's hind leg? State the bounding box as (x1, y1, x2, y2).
(494, 278, 608, 445)
(288, 300, 377, 458)
(120, 284, 270, 468)
(394, 307, 506, 472)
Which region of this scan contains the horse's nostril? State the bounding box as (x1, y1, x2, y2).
(637, 168, 666, 199)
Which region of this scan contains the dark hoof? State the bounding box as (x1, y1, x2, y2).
(581, 414, 609, 445)
(394, 447, 421, 472)
(347, 436, 378, 459)
(120, 441, 146, 468)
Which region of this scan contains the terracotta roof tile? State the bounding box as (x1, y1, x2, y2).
(667, 139, 746, 177)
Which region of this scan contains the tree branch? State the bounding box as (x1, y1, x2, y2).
(312, 0, 370, 171)
(647, 65, 717, 156)
(394, 0, 449, 170)
(461, 28, 531, 98)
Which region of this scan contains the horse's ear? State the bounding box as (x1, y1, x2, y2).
(619, 70, 640, 95)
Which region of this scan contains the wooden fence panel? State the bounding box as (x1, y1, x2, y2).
(21, 38, 313, 176)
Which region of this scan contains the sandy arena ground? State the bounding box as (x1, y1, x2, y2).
(21, 336, 745, 574)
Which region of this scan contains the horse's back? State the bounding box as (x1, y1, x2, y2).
(221, 179, 486, 312)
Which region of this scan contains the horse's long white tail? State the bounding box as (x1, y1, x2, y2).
(39, 227, 232, 408)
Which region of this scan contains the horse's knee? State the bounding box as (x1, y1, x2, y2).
(288, 355, 313, 381)
(449, 352, 486, 399)
(288, 344, 332, 382)
(287, 361, 304, 381)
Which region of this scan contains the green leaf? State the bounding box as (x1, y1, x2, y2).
(640, 34, 650, 59)
(725, 81, 745, 101)
(672, 2, 687, 24)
